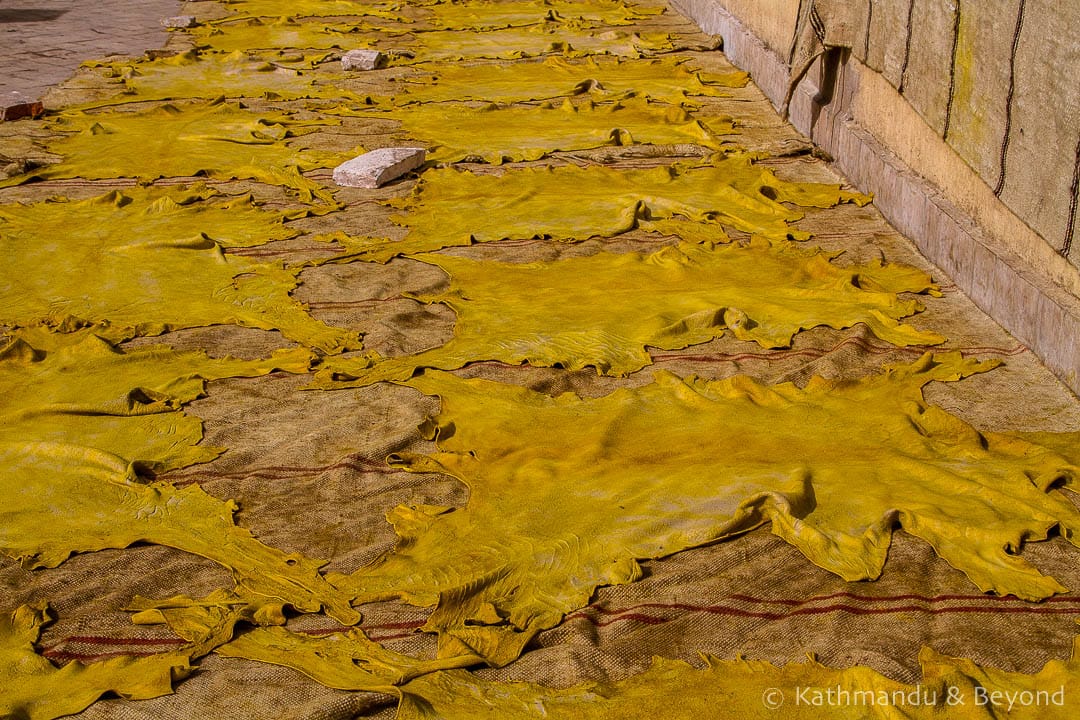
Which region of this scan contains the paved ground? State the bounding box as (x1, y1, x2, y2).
(0, 0, 182, 103)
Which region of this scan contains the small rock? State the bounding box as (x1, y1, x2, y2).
(2, 159, 28, 178)
(145, 49, 182, 60)
(341, 49, 385, 71)
(333, 147, 426, 189)
(162, 16, 198, 29)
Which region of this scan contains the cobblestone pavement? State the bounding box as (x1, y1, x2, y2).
(0, 0, 183, 103)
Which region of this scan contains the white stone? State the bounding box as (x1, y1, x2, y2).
(162, 16, 198, 29)
(333, 147, 427, 189)
(341, 49, 385, 71)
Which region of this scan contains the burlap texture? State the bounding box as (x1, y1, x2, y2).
(1002, 0, 1080, 257)
(898, 0, 955, 134)
(2, 0, 1080, 717)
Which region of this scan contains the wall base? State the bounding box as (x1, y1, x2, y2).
(674, 0, 1080, 396)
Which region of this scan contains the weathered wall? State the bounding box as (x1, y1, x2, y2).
(851, 0, 1080, 269)
(673, 0, 1080, 394)
(698, 0, 798, 53)
(680, 0, 1080, 276)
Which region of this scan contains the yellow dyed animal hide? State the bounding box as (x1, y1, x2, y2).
(417, 0, 664, 31)
(396, 639, 1080, 719)
(403, 25, 677, 63)
(126, 589, 289, 660)
(314, 240, 943, 387)
(190, 17, 389, 53)
(0, 603, 189, 720)
(79, 50, 363, 106)
(355, 155, 868, 261)
(1, 99, 346, 203)
(122, 589, 476, 692)
(367, 97, 731, 164)
(394, 55, 747, 105)
(332, 355, 1080, 665)
(217, 624, 479, 692)
(0, 333, 357, 623)
(0, 187, 359, 351)
(218, 0, 406, 21)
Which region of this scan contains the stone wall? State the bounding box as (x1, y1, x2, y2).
(673, 0, 1080, 394)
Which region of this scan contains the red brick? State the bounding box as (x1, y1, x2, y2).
(0, 98, 43, 122)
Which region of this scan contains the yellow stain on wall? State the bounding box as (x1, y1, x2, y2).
(315, 239, 942, 388)
(394, 55, 747, 105)
(0, 603, 189, 720)
(332, 355, 1080, 665)
(0, 188, 359, 352)
(0, 333, 358, 624)
(353, 155, 868, 261)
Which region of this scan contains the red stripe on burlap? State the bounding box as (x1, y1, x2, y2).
(651, 337, 1026, 364)
(42, 591, 1080, 661)
(166, 458, 403, 487)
